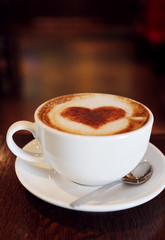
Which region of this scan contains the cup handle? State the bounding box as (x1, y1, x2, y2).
(6, 121, 50, 168)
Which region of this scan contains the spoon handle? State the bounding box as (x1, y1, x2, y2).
(70, 180, 121, 208)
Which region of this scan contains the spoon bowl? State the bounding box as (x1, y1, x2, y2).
(70, 161, 153, 208)
(122, 161, 152, 184)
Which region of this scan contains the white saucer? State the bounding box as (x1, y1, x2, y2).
(15, 140, 165, 212)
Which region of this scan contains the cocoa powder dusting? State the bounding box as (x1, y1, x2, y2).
(61, 106, 126, 129)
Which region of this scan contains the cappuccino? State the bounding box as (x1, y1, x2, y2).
(38, 93, 149, 136)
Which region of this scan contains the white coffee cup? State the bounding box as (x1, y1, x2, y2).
(6, 94, 154, 186)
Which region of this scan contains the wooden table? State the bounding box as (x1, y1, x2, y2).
(0, 133, 164, 240)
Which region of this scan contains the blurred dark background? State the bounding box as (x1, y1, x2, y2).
(0, 0, 165, 134)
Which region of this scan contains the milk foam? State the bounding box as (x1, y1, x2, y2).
(38, 93, 149, 136)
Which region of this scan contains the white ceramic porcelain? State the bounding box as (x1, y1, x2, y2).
(6, 96, 153, 185)
(15, 140, 165, 212)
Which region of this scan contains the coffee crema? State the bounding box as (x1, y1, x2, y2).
(37, 93, 150, 136)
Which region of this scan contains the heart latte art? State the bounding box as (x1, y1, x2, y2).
(61, 106, 126, 129)
(38, 93, 149, 135)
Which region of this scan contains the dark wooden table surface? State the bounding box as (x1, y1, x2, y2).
(0, 133, 164, 240)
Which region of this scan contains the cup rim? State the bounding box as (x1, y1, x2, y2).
(34, 94, 154, 139)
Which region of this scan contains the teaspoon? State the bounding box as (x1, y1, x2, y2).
(70, 161, 152, 208)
